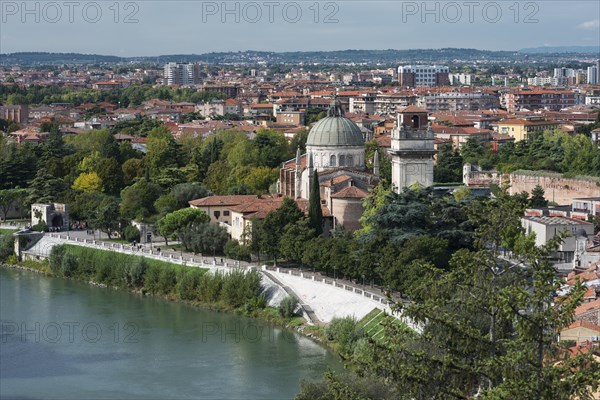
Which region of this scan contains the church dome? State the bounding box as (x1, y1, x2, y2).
(307, 100, 364, 147)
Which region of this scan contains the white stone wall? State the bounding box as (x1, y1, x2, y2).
(306, 146, 365, 171)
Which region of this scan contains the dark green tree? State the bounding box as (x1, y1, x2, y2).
(280, 218, 316, 264)
(529, 185, 548, 207)
(434, 143, 464, 183)
(308, 171, 324, 236)
(93, 197, 121, 239)
(260, 197, 304, 264)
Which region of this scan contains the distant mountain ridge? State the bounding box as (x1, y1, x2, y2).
(1, 48, 597, 65)
(519, 46, 600, 54)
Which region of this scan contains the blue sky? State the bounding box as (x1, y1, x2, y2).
(1, 1, 599, 55)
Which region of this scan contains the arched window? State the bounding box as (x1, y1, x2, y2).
(347, 155, 353, 166)
(411, 115, 420, 128)
(339, 155, 346, 166)
(330, 154, 336, 167)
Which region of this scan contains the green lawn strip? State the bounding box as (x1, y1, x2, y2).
(362, 313, 386, 334)
(63, 244, 208, 273)
(0, 229, 18, 234)
(357, 307, 411, 342)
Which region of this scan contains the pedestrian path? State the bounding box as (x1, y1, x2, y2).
(23, 233, 408, 326)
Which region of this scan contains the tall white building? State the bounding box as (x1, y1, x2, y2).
(164, 62, 202, 86)
(397, 65, 450, 87)
(587, 65, 598, 85)
(449, 73, 472, 85)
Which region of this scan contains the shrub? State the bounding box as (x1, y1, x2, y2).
(177, 269, 202, 301)
(49, 245, 67, 275)
(224, 239, 251, 262)
(325, 317, 363, 355)
(61, 253, 78, 277)
(0, 234, 14, 262)
(32, 221, 49, 232)
(128, 257, 148, 288)
(157, 266, 177, 294)
(198, 272, 223, 303)
(121, 225, 140, 243)
(144, 265, 160, 294)
(278, 296, 299, 318)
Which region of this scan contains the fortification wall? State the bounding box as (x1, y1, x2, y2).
(509, 171, 600, 205)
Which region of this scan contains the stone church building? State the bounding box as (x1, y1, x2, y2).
(192, 100, 435, 237)
(279, 100, 435, 232)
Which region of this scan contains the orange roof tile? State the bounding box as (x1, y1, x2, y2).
(575, 298, 600, 316)
(563, 320, 600, 333)
(331, 185, 369, 199)
(189, 195, 258, 207)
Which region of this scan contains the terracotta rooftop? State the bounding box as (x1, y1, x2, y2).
(331, 185, 369, 199)
(575, 298, 600, 316)
(563, 320, 600, 333)
(495, 118, 560, 126)
(189, 195, 259, 207)
(399, 105, 428, 113)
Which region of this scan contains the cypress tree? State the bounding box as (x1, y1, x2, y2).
(309, 171, 323, 236)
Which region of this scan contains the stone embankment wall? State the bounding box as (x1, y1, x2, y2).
(509, 171, 600, 205)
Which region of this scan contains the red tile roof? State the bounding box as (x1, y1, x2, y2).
(331, 185, 369, 199)
(189, 195, 258, 207)
(563, 320, 600, 333)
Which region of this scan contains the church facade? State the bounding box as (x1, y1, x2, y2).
(193, 101, 436, 238)
(279, 100, 379, 232)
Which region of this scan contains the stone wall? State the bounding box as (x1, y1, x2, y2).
(509, 171, 600, 205)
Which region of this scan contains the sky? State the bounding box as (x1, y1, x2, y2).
(0, 0, 599, 55)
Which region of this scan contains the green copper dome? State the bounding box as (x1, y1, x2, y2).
(307, 100, 364, 147)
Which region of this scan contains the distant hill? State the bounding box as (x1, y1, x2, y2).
(1, 48, 596, 66)
(519, 46, 600, 54)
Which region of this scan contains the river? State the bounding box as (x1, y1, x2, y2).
(0, 267, 341, 399)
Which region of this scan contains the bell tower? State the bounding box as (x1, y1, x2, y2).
(389, 106, 436, 192)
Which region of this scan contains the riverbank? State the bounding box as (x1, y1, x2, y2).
(1, 260, 329, 345)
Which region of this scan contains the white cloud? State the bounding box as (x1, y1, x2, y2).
(578, 19, 600, 29)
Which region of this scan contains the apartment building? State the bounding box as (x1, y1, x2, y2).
(397, 65, 450, 87)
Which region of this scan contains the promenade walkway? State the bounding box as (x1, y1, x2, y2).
(20, 232, 402, 324)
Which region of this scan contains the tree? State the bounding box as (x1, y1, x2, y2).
(171, 182, 210, 208)
(253, 129, 292, 168)
(308, 171, 324, 236)
(529, 185, 548, 208)
(0, 189, 26, 221)
(93, 197, 121, 239)
(27, 168, 67, 205)
(154, 193, 178, 216)
(119, 180, 162, 221)
(434, 143, 464, 183)
(311, 189, 600, 399)
(260, 197, 304, 264)
(156, 208, 210, 245)
(67, 191, 106, 225)
(179, 222, 229, 255)
(289, 129, 308, 154)
(280, 218, 316, 264)
(146, 126, 180, 177)
(72, 172, 103, 193)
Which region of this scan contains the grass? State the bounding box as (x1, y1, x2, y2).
(357, 307, 410, 343)
(0, 229, 18, 234)
(63, 244, 208, 273)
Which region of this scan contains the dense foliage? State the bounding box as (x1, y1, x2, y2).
(296, 188, 600, 400)
(48, 245, 264, 309)
(435, 129, 600, 180)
